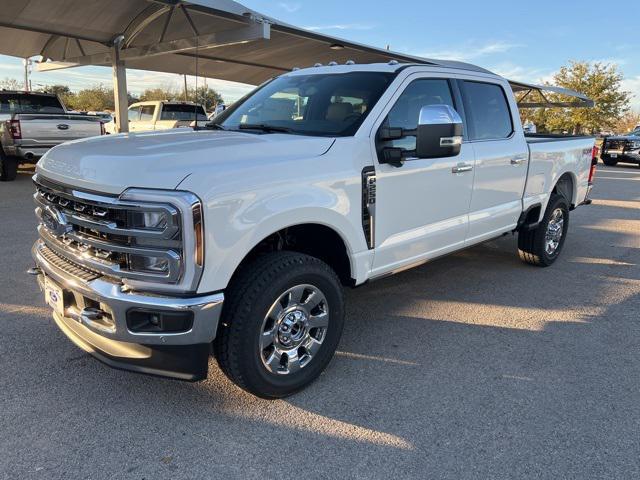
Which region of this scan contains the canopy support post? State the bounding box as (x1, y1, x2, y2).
(112, 35, 129, 134)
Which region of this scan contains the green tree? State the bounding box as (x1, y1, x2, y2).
(139, 87, 177, 102)
(192, 86, 224, 111)
(139, 85, 223, 111)
(614, 110, 640, 134)
(0, 77, 21, 90)
(520, 62, 631, 134)
(65, 85, 114, 112)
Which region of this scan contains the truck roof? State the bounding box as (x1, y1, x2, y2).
(0, 90, 58, 97)
(287, 61, 496, 77)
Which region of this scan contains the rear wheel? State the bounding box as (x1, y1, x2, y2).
(214, 251, 345, 399)
(602, 157, 618, 167)
(518, 193, 570, 267)
(0, 151, 18, 182)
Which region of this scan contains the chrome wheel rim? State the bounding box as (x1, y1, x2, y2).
(260, 284, 329, 375)
(545, 208, 565, 255)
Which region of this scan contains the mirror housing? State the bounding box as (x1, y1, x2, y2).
(416, 105, 463, 159)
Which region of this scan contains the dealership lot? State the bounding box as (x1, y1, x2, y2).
(1, 165, 639, 479)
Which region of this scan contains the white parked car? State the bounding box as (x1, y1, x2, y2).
(30, 62, 596, 398)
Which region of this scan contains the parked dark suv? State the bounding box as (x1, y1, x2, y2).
(601, 128, 640, 167)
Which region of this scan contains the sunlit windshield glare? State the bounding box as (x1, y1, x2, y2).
(216, 72, 394, 136)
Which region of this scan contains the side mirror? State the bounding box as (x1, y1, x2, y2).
(416, 105, 463, 159)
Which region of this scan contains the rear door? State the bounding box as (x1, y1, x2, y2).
(371, 75, 474, 275)
(459, 80, 529, 244)
(134, 105, 156, 132)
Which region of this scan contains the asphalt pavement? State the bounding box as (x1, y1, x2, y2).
(1, 163, 639, 479)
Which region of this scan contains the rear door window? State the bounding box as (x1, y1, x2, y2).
(461, 81, 513, 140)
(160, 104, 208, 121)
(139, 106, 155, 122)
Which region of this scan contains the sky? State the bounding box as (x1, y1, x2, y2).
(1, 0, 639, 110)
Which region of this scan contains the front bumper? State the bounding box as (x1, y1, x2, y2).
(32, 240, 224, 381)
(602, 151, 640, 164)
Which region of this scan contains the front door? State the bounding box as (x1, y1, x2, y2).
(371, 76, 474, 276)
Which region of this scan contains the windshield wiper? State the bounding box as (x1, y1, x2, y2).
(238, 123, 293, 134)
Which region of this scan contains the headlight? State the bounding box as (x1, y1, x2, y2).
(119, 189, 205, 293)
(143, 211, 169, 229)
(632, 141, 640, 150)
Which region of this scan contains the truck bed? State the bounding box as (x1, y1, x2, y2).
(523, 135, 595, 211)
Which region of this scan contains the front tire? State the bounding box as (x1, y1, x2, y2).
(602, 157, 618, 167)
(0, 151, 18, 181)
(214, 252, 345, 399)
(518, 193, 570, 267)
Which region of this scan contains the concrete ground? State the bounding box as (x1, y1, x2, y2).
(1, 163, 639, 480)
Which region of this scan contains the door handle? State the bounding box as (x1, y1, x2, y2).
(452, 163, 473, 174)
(511, 155, 527, 165)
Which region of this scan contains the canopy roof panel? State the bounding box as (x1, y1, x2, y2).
(0, 0, 491, 85)
(0, 0, 592, 110)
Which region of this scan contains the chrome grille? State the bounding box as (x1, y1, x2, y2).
(38, 243, 101, 282)
(33, 177, 187, 287)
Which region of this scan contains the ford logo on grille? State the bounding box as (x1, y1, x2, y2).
(41, 205, 72, 237)
(57, 124, 70, 130)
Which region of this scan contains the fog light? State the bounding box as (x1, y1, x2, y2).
(127, 309, 194, 333)
(129, 255, 170, 274)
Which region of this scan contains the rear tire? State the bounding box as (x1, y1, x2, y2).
(0, 151, 18, 182)
(518, 193, 570, 267)
(602, 157, 618, 167)
(214, 251, 345, 399)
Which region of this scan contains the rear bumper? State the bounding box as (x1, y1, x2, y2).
(32, 240, 224, 381)
(4, 145, 56, 161)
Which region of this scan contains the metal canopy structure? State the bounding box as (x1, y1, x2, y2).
(0, 0, 593, 132)
(510, 80, 595, 109)
(0, 0, 441, 131)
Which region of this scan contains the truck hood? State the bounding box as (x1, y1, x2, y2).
(37, 129, 336, 194)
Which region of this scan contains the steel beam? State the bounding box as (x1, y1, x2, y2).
(112, 37, 129, 134)
(37, 23, 270, 72)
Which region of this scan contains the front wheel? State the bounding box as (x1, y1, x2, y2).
(214, 252, 345, 399)
(602, 157, 618, 167)
(518, 193, 570, 267)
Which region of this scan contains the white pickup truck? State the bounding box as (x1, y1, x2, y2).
(0, 91, 104, 181)
(121, 100, 209, 133)
(30, 62, 597, 398)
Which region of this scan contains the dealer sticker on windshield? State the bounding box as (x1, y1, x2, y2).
(44, 277, 64, 316)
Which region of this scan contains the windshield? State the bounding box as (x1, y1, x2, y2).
(161, 104, 208, 121)
(215, 72, 394, 137)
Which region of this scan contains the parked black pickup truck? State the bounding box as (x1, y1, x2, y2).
(601, 128, 640, 167)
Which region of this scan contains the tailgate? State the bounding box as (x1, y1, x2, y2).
(18, 115, 102, 145)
